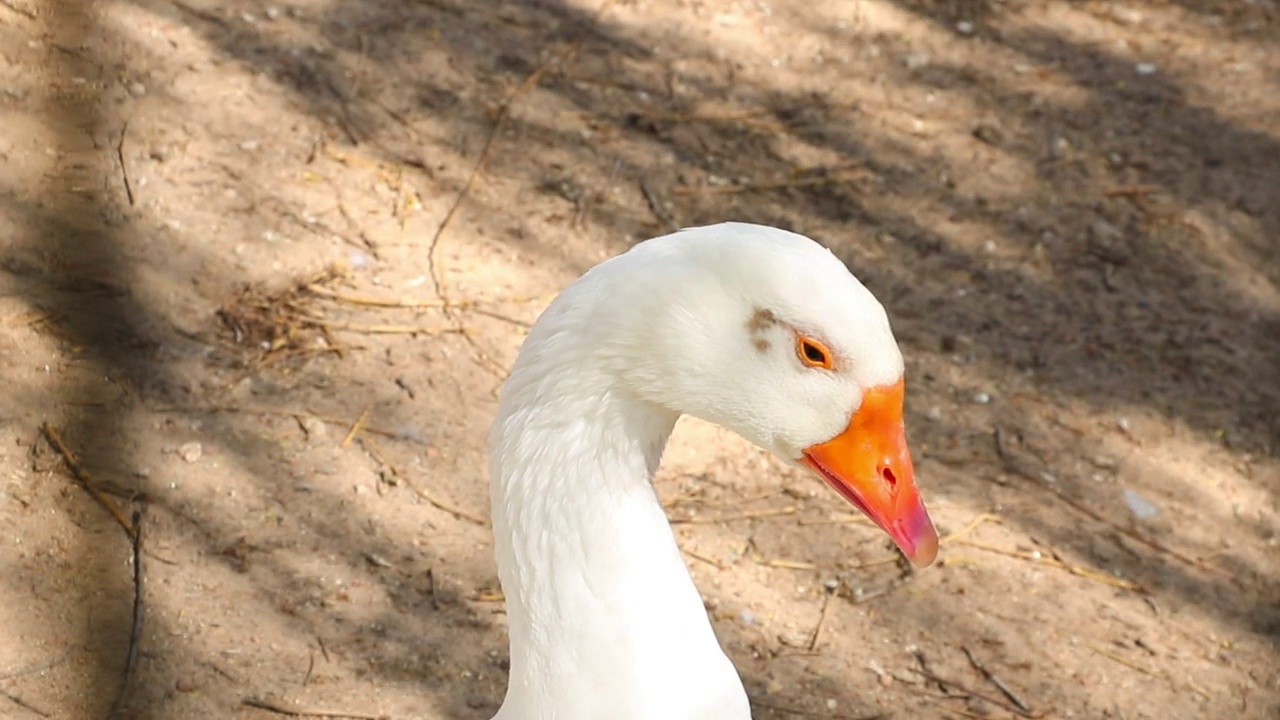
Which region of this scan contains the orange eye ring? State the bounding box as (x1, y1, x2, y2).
(796, 335, 834, 370)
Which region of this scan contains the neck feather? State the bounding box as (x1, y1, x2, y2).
(488, 357, 748, 719)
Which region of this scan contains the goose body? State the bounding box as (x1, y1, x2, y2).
(488, 223, 937, 719)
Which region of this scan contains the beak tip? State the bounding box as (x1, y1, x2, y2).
(898, 500, 939, 568)
(907, 528, 939, 568)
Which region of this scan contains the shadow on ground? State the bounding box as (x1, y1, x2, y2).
(14, 0, 1278, 716)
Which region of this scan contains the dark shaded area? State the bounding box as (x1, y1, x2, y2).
(13, 0, 1276, 716)
(14, 2, 164, 716)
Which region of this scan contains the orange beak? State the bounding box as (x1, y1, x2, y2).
(801, 380, 938, 567)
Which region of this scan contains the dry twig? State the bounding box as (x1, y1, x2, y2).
(993, 428, 1226, 581)
(0, 0, 37, 19)
(305, 285, 551, 310)
(807, 589, 834, 651)
(670, 507, 797, 525)
(761, 558, 816, 571)
(951, 537, 1142, 591)
(0, 690, 49, 718)
(40, 424, 145, 717)
(0, 653, 70, 682)
(303, 316, 466, 336)
(422, 0, 616, 382)
(961, 645, 1033, 715)
(340, 407, 371, 448)
(751, 698, 887, 720)
(911, 667, 1042, 718)
(640, 178, 677, 231)
(153, 405, 403, 440)
(117, 120, 134, 206)
(109, 509, 146, 719)
(357, 436, 487, 526)
(426, 0, 619, 299)
(40, 423, 135, 536)
(681, 548, 727, 570)
(673, 168, 868, 196)
(242, 696, 391, 719)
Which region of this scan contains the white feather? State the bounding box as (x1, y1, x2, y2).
(489, 222, 905, 719)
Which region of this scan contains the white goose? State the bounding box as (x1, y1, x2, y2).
(488, 222, 938, 719)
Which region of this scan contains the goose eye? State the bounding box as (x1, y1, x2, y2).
(796, 336, 833, 370)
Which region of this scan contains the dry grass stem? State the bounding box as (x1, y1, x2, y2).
(152, 406, 404, 440)
(40, 423, 136, 536)
(358, 436, 488, 527)
(952, 538, 1143, 592)
(304, 285, 551, 310)
(671, 507, 798, 525)
(962, 645, 1034, 715)
(672, 170, 868, 196)
(340, 407, 372, 448)
(807, 590, 834, 651)
(303, 317, 466, 336)
(242, 696, 391, 719)
(681, 548, 727, 570)
(762, 559, 817, 571)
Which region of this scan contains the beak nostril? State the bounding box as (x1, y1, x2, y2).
(881, 466, 897, 491)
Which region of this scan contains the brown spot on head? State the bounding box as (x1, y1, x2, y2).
(746, 307, 778, 334)
(752, 338, 771, 353)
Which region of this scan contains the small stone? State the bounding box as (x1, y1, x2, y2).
(904, 52, 930, 70)
(972, 120, 1004, 146)
(365, 553, 393, 569)
(128, 82, 147, 96)
(239, 139, 260, 152)
(178, 442, 203, 463)
(299, 416, 327, 441)
(955, 20, 975, 35)
(175, 678, 200, 693)
(926, 407, 943, 421)
(1135, 62, 1157, 75)
(972, 392, 991, 405)
(1123, 488, 1160, 519)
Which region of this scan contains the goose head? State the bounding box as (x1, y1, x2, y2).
(575, 222, 939, 566)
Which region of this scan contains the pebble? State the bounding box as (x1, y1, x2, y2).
(1123, 488, 1160, 519)
(904, 53, 930, 70)
(1135, 62, 1157, 75)
(178, 441, 203, 463)
(127, 82, 147, 96)
(955, 20, 975, 35)
(299, 416, 327, 441)
(972, 391, 992, 404)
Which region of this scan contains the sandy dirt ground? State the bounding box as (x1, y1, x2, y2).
(1, 0, 1278, 718)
